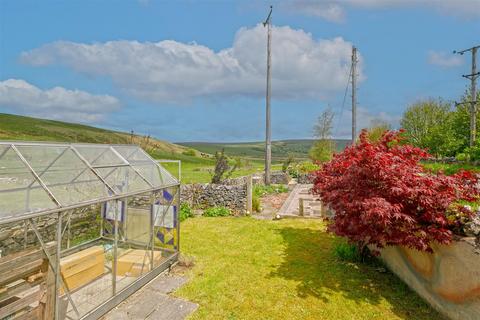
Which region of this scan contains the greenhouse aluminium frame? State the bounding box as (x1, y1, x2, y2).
(0, 141, 181, 320)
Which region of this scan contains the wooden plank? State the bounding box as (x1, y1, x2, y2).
(59, 246, 105, 294)
(0, 278, 43, 303)
(13, 306, 40, 320)
(60, 246, 104, 278)
(41, 255, 55, 320)
(0, 242, 55, 275)
(0, 289, 40, 319)
(0, 259, 44, 287)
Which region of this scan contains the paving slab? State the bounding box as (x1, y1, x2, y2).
(102, 274, 198, 320)
(144, 275, 188, 294)
(278, 184, 324, 218)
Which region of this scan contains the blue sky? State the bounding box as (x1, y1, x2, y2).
(0, 0, 479, 142)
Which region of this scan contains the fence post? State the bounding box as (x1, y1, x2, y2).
(299, 198, 304, 217)
(246, 175, 253, 215)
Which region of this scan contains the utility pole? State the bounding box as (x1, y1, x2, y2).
(454, 45, 480, 147)
(263, 5, 273, 185)
(351, 46, 357, 144)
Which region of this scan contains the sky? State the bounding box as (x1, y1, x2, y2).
(0, 0, 479, 142)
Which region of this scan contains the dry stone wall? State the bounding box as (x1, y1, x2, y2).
(223, 171, 290, 186)
(181, 184, 247, 214)
(180, 171, 290, 214)
(0, 204, 100, 255)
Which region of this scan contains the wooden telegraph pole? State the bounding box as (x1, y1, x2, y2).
(351, 46, 357, 144)
(263, 5, 273, 185)
(454, 45, 480, 147)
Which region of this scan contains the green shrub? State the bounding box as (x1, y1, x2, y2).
(179, 203, 194, 221)
(182, 148, 196, 156)
(464, 144, 480, 162)
(282, 155, 294, 173)
(203, 206, 231, 217)
(252, 194, 261, 212)
(287, 161, 319, 178)
(333, 242, 362, 263)
(456, 153, 467, 161)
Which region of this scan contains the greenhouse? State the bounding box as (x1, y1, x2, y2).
(0, 142, 181, 320)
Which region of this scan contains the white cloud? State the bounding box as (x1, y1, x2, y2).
(0, 79, 120, 122)
(20, 24, 362, 103)
(288, 0, 480, 22)
(288, 2, 345, 23)
(333, 107, 401, 138)
(427, 51, 464, 68)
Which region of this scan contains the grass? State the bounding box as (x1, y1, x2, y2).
(253, 184, 289, 197)
(176, 217, 444, 320)
(422, 162, 480, 175)
(161, 160, 283, 184)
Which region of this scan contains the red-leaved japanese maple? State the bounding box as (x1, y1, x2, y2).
(312, 130, 479, 253)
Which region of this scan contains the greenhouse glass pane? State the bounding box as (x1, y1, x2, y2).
(134, 164, 177, 187)
(0, 146, 57, 218)
(97, 166, 151, 194)
(112, 146, 152, 164)
(73, 145, 126, 167)
(16, 146, 108, 206)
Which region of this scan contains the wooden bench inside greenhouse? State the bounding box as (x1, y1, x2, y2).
(0, 243, 56, 320)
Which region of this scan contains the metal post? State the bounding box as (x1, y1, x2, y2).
(150, 194, 155, 271)
(67, 219, 71, 249)
(55, 213, 62, 320)
(176, 186, 181, 252)
(351, 46, 357, 144)
(112, 201, 118, 296)
(178, 160, 181, 183)
(263, 5, 273, 186)
(23, 221, 28, 250)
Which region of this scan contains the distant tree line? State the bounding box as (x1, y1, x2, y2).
(309, 108, 391, 163)
(308, 92, 480, 163)
(401, 92, 480, 160)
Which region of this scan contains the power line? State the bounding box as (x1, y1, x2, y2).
(334, 59, 353, 138)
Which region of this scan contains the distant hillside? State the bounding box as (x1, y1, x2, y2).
(179, 139, 350, 161)
(0, 113, 211, 163)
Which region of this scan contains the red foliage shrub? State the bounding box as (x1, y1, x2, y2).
(312, 130, 479, 252)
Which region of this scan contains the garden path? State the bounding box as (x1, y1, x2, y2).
(278, 183, 324, 218)
(102, 273, 197, 320)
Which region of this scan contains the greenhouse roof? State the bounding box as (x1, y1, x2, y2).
(0, 142, 179, 223)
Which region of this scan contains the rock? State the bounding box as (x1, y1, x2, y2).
(464, 216, 480, 237)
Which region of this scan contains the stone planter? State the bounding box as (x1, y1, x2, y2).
(378, 238, 480, 320)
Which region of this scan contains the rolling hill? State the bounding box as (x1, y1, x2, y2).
(178, 139, 350, 161)
(0, 113, 213, 164)
(0, 113, 349, 164)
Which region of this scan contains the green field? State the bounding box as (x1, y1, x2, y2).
(176, 217, 443, 320)
(178, 139, 350, 161)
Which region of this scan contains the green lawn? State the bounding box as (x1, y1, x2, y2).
(176, 217, 443, 320)
(161, 160, 283, 184)
(422, 162, 480, 175)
